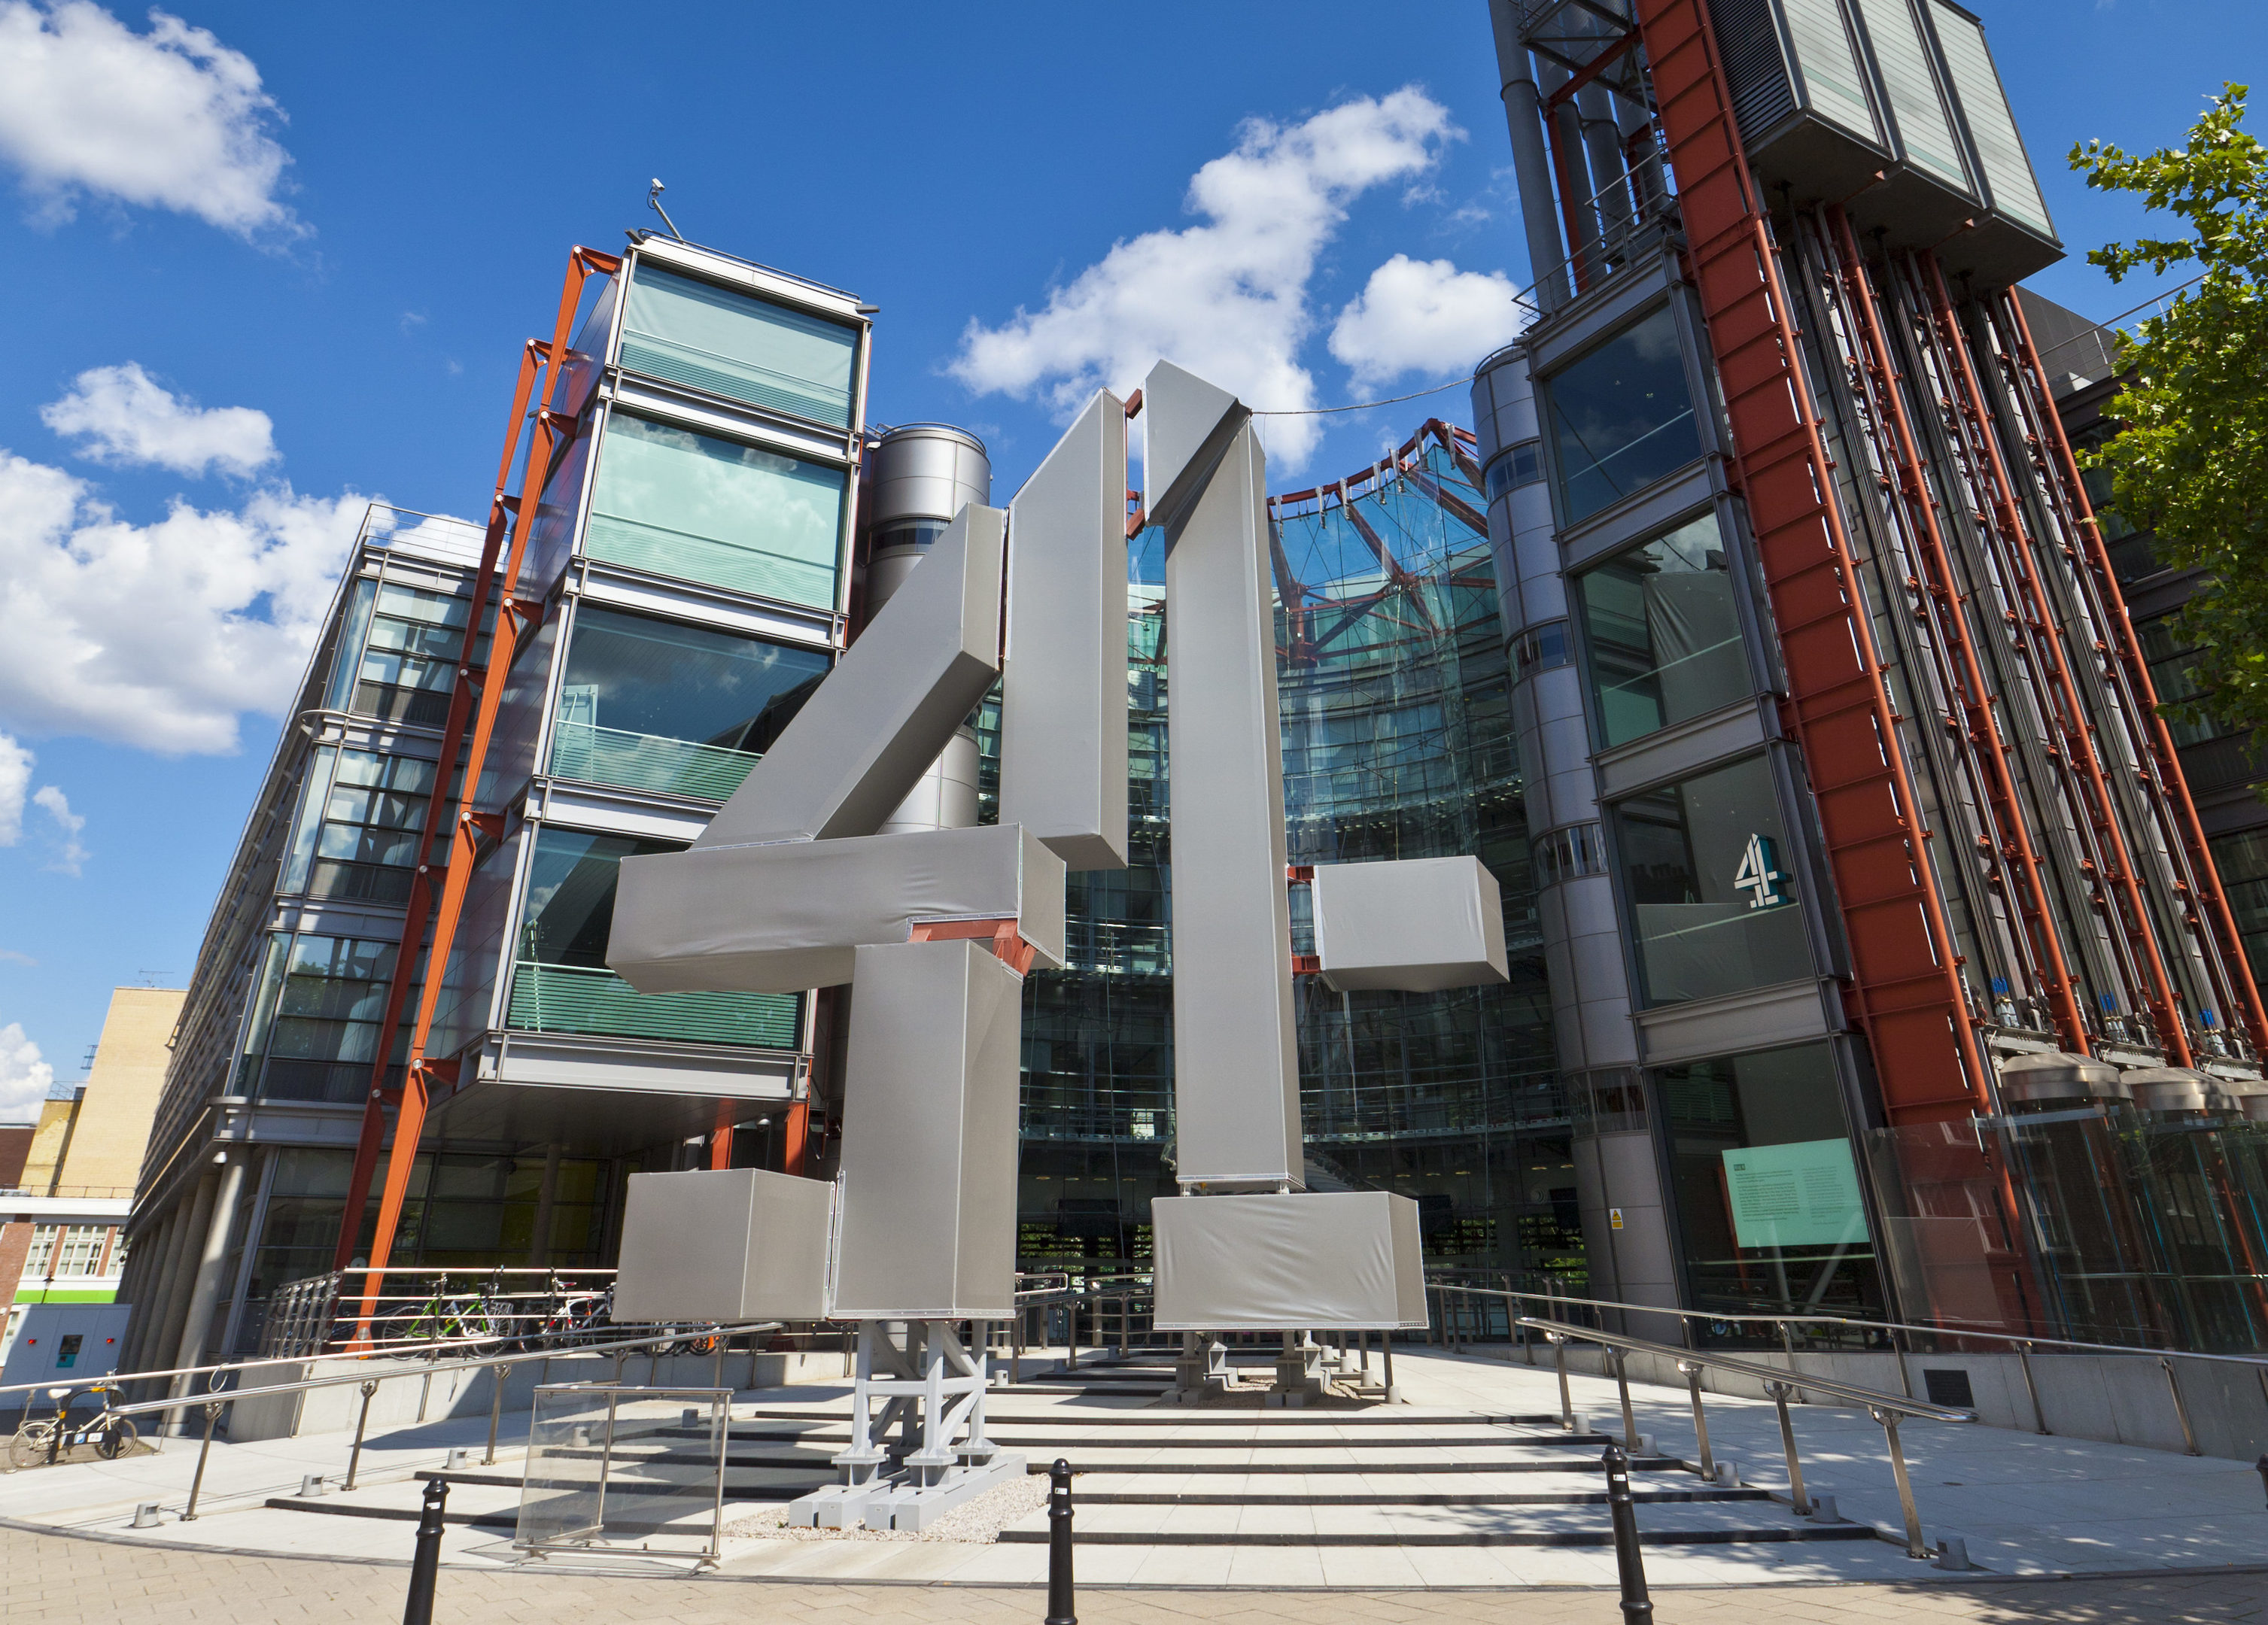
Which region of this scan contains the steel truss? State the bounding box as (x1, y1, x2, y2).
(788, 1319, 1022, 1531)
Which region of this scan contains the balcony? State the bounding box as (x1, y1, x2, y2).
(547, 721, 760, 803)
(506, 961, 799, 1049)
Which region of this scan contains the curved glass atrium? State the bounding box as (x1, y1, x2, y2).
(1008, 427, 1576, 1292)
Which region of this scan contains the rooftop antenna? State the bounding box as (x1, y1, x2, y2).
(647, 178, 685, 241)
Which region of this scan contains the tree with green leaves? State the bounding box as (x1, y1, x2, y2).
(2072, 84, 2268, 734)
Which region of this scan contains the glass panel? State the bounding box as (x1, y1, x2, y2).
(585, 413, 847, 609)
(547, 606, 828, 801)
(350, 582, 487, 727)
(1543, 305, 1702, 524)
(1659, 1043, 1889, 1329)
(303, 749, 436, 904)
(281, 746, 337, 895)
(622, 264, 857, 427)
(516, 1385, 727, 1560)
(1576, 514, 1751, 746)
(324, 580, 376, 712)
(254, 934, 401, 1104)
(1613, 753, 1813, 1005)
(513, 828, 801, 1049)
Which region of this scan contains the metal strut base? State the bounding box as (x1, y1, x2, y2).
(789, 1320, 1024, 1532)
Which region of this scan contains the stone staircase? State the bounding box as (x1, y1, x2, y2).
(257, 1357, 1886, 1562)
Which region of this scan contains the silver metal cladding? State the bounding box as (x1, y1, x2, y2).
(1001, 389, 1130, 872)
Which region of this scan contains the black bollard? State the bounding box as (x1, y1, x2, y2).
(2256, 1454, 2268, 1509)
(1602, 1441, 1653, 1625)
(403, 1475, 447, 1625)
(1044, 1458, 1076, 1625)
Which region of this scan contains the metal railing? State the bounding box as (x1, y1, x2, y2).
(1422, 1273, 2268, 1452)
(1503, 1307, 1972, 1560)
(259, 1267, 622, 1359)
(49, 1320, 783, 1520)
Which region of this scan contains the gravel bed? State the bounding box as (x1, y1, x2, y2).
(720, 1469, 1047, 1544)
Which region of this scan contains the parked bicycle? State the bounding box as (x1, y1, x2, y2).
(379, 1274, 502, 1355)
(8, 1381, 138, 1469)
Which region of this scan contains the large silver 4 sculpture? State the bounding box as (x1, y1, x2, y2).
(605, 362, 1506, 1528)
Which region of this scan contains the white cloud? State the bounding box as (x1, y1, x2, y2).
(0, 1, 299, 238)
(1328, 254, 1529, 391)
(0, 1021, 53, 1122)
(42, 363, 277, 477)
(31, 784, 85, 875)
(950, 89, 1458, 470)
(1, 729, 87, 873)
(0, 949, 33, 967)
(0, 730, 28, 843)
(0, 447, 366, 753)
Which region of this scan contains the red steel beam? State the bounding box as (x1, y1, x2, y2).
(1824, 207, 2087, 1052)
(2000, 291, 2268, 1052)
(1634, 0, 1994, 1124)
(339, 246, 620, 1320)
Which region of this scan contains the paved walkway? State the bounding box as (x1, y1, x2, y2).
(4, 1520, 2266, 1623)
(5, 1345, 2266, 1592)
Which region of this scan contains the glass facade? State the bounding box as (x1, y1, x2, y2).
(1576, 512, 1750, 746)
(235, 932, 411, 1104)
(1010, 441, 1573, 1288)
(584, 414, 847, 609)
(281, 747, 441, 904)
(620, 265, 859, 428)
(1657, 1042, 1887, 1324)
(547, 606, 828, 802)
(333, 582, 491, 728)
(1612, 753, 1812, 1005)
(1543, 304, 1703, 524)
(509, 828, 801, 1049)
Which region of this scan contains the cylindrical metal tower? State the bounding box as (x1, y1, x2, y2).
(862, 424, 991, 834)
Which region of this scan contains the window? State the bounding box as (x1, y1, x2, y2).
(342, 582, 491, 727)
(548, 606, 828, 800)
(2211, 828, 2268, 1000)
(1657, 1043, 1886, 1323)
(282, 749, 439, 904)
(1512, 621, 1572, 684)
(1543, 305, 1702, 524)
(620, 266, 859, 428)
(585, 412, 848, 609)
(238, 934, 405, 1103)
(1576, 513, 1751, 746)
(2139, 616, 2260, 792)
(1611, 753, 1812, 1006)
(509, 828, 801, 1048)
(1485, 440, 1543, 504)
(1534, 822, 1609, 889)
(22, 1224, 109, 1279)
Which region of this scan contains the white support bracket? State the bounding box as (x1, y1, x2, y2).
(789, 1319, 1024, 1531)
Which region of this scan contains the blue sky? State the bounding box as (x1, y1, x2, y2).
(0, 0, 2257, 1116)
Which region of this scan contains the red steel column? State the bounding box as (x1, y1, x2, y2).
(332, 340, 544, 1277)
(346, 247, 620, 1325)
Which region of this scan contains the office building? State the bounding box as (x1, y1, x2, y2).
(2, 987, 181, 1358)
(1476, 0, 2268, 1350)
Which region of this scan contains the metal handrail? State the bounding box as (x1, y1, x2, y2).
(1513, 1314, 1974, 1423)
(1503, 1309, 1969, 1559)
(13, 1319, 780, 1517)
(1423, 1273, 2268, 1373)
(95, 1321, 774, 1426)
